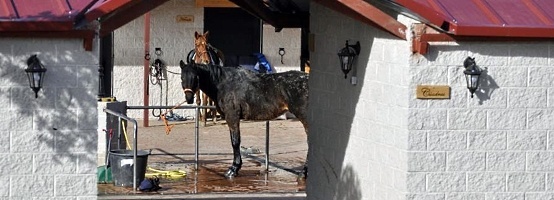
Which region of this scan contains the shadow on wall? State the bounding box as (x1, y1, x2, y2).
(334, 165, 362, 200)
(307, 5, 380, 198)
(5, 51, 98, 169)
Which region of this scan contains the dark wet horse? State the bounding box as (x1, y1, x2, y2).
(180, 61, 309, 178)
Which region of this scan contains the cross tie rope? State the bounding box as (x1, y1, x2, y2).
(160, 98, 188, 135)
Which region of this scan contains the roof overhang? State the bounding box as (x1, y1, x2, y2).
(0, 0, 168, 51)
(314, 0, 407, 40)
(228, 0, 309, 31)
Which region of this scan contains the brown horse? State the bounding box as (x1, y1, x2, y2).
(186, 31, 224, 126)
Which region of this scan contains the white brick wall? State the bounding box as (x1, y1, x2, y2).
(308, 2, 554, 200)
(308, 3, 410, 200)
(0, 38, 98, 198)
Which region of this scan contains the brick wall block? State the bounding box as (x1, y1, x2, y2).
(507, 131, 546, 150)
(33, 154, 76, 174)
(408, 131, 427, 151)
(447, 151, 485, 171)
(547, 173, 554, 191)
(8, 109, 33, 131)
(446, 193, 485, 200)
(54, 175, 96, 196)
(0, 176, 8, 197)
(467, 172, 506, 192)
(526, 193, 554, 200)
(467, 88, 507, 108)
(528, 152, 554, 171)
(0, 131, 7, 152)
(448, 109, 487, 130)
(407, 172, 426, 192)
(405, 194, 445, 200)
(487, 152, 526, 171)
(12, 88, 56, 110)
(428, 131, 466, 151)
(486, 66, 528, 87)
(468, 131, 506, 150)
(411, 66, 448, 85)
(488, 110, 526, 130)
(427, 173, 466, 192)
(548, 88, 554, 108)
(508, 88, 547, 108)
(408, 110, 447, 130)
(509, 43, 549, 66)
(10, 175, 54, 197)
(408, 152, 446, 172)
(507, 173, 545, 192)
(12, 131, 55, 153)
(35, 109, 77, 131)
(485, 193, 524, 200)
(529, 67, 554, 87)
(528, 110, 553, 130)
(426, 46, 469, 66)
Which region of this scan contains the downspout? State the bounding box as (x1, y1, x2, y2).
(143, 12, 151, 127)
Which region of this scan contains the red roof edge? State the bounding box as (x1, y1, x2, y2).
(314, 0, 407, 40)
(85, 0, 134, 21)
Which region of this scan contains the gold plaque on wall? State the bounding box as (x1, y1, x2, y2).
(176, 15, 194, 23)
(416, 85, 450, 99)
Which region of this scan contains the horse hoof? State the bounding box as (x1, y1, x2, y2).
(224, 168, 238, 178)
(300, 167, 308, 179)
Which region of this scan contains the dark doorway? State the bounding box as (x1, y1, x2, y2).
(98, 33, 114, 98)
(204, 8, 261, 67)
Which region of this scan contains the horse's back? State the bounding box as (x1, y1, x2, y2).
(215, 68, 308, 120)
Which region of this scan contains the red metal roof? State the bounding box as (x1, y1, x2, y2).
(395, 0, 554, 38)
(0, 0, 167, 35)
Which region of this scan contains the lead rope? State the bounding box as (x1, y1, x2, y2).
(160, 96, 188, 135)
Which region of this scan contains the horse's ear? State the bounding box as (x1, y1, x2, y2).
(204, 31, 209, 38)
(180, 60, 187, 69)
(195, 31, 199, 39)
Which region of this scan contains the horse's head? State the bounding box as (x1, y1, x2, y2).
(194, 31, 210, 65)
(180, 60, 199, 104)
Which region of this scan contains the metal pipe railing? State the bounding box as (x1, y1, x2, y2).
(103, 108, 139, 190)
(126, 105, 271, 173)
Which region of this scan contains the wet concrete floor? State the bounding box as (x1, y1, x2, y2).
(98, 118, 307, 199)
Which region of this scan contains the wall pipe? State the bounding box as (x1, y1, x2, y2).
(143, 12, 151, 127)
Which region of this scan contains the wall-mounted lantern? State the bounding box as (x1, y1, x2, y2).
(463, 57, 481, 98)
(25, 55, 47, 98)
(337, 40, 360, 79)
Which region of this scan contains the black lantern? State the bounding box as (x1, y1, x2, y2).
(463, 57, 481, 98)
(25, 55, 47, 98)
(337, 40, 360, 79)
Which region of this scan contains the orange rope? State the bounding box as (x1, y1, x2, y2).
(161, 99, 188, 135)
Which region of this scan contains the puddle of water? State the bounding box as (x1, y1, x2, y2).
(98, 162, 305, 195)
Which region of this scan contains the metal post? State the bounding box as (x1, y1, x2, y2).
(265, 120, 269, 171)
(103, 108, 139, 191)
(195, 107, 200, 170)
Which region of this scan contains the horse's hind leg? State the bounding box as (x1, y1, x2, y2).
(201, 92, 208, 126)
(224, 115, 242, 178)
(300, 119, 309, 178)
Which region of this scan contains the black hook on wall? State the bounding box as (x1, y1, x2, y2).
(278, 48, 285, 64)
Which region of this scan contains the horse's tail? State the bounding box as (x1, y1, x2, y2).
(186, 50, 195, 64)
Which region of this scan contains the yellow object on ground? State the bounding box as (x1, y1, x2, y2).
(145, 167, 187, 178)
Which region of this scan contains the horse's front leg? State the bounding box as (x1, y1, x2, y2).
(224, 117, 242, 178)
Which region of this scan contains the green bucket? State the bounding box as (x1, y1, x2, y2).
(97, 165, 113, 184)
